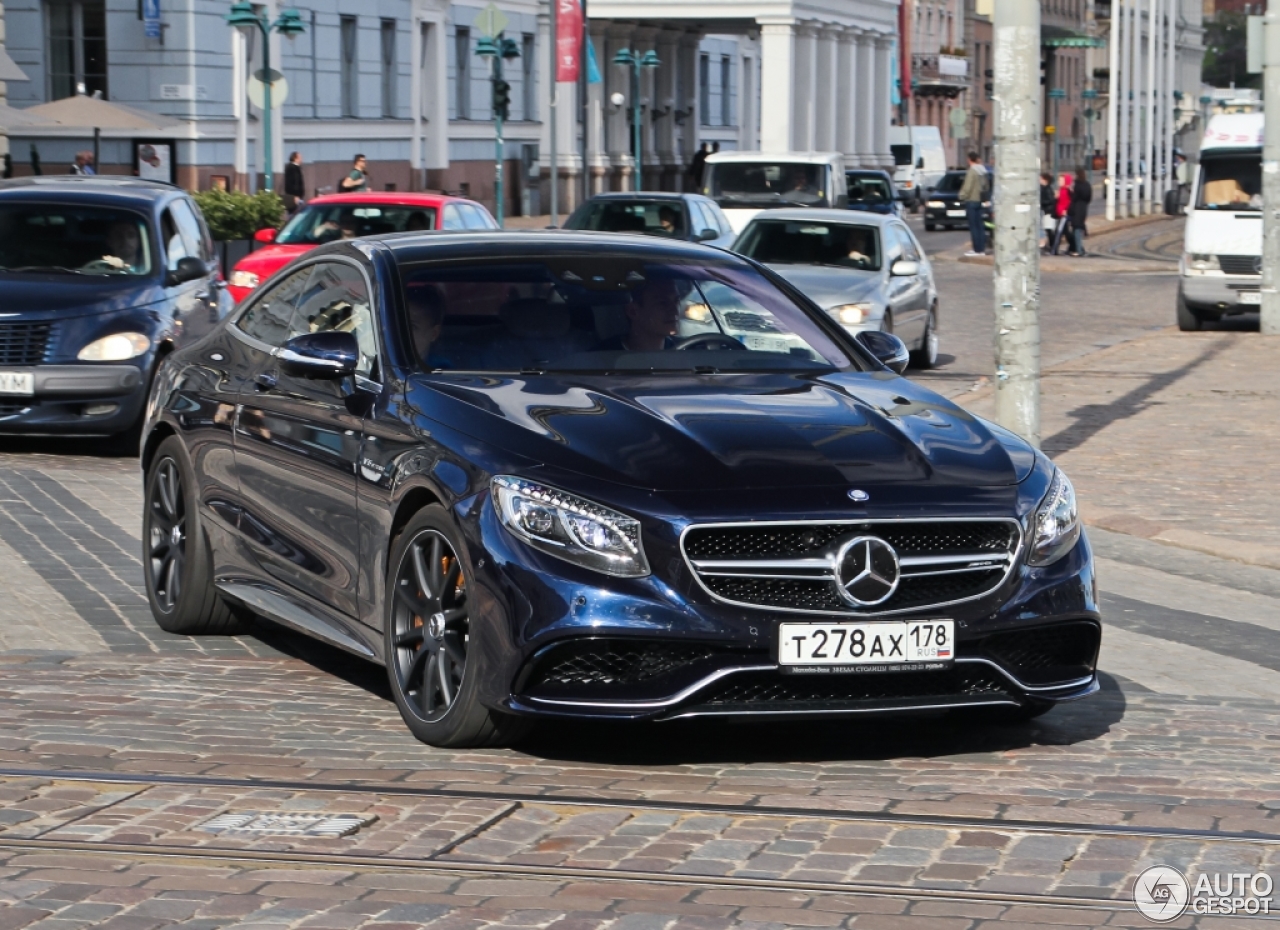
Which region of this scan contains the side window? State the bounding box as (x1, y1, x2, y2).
(461, 204, 492, 229)
(169, 199, 210, 266)
(293, 261, 377, 376)
(712, 203, 734, 236)
(692, 202, 717, 237)
(442, 205, 465, 230)
(236, 266, 313, 347)
(892, 225, 921, 262)
(160, 208, 188, 270)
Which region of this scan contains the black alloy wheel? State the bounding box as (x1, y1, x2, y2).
(911, 308, 939, 370)
(384, 506, 527, 747)
(143, 435, 244, 634)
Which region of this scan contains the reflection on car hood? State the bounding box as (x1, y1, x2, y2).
(765, 265, 880, 309)
(0, 276, 166, 320)
(410, 371, 1023, 492)
(233, 243, 315, 276)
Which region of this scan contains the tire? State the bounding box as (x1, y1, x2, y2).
(384, 506, 528, 748)
(924, 222, 936, 232)
(1176, 291, 1202, 332)
(910, 309, 939, 370)
(143, 436, 244, 634)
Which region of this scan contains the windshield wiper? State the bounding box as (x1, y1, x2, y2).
(1, 265, 92, 275)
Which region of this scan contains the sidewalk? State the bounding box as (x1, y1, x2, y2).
(956, 326, 1280, 570)
(947, 212, 1177, 272)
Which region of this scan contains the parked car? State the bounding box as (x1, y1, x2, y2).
(702, 151, 849, 233)
(922, 170, 992, 232)
(0, 176, 228, 448)
(563, 192, 735, 248)
(845, 169, 904, 218)
(141, 231, 1098, 747)
(226, 192, 498, 303)
(733, 209, 939, 368)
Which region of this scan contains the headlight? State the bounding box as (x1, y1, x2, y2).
(492, 476, 650, 578)
(229, 269, 260, 289)
(1029, 468, 1081, 566)
(926, 200, 945, 208)
(831, 302, 873, 325)
(77, 332, 151, 361)
(1184, 253, 1220, 273)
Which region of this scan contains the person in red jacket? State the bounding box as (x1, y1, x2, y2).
(1049, 172, 1073, 255)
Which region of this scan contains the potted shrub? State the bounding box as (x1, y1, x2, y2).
(191, 188, 285, 271)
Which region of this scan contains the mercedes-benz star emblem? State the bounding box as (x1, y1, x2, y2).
(834, 536, 901, 607)
(847, 489, 870, 502)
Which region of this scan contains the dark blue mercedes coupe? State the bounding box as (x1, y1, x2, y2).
(141, 231, 1099, 747)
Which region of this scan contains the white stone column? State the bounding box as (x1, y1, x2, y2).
(873, 34, 894, 168)
(678, 32, 701, 187)
(855, 30, 876, 166)
(814, 25, 838, 152)
(655, 28, 680, 189)
(836, 28, 856, 162)
(793, 22, 818, 151)
(587, 22, 609, 195)
(758, 20, 796, 152)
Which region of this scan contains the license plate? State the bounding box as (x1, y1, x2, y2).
(1240, 290, 1262, 305)
(946, 210, 966, 217)
(0, 371, 33, 395)
(778, 620, 954, 673)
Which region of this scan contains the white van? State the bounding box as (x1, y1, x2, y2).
(1178, 112, 1264, 331)
(701, 151, 848, 234)
(888, 126, 948, 211)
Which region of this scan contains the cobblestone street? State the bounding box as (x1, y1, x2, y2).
(2, 224, 1279, 928)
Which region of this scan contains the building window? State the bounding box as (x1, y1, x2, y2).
(381, 19, 397, 117)
(340, 16, 358, 118)
(522, 33, 535, 120)
(46, 0, 107, 100)
(698, 53, 709, 125)
(455, 26, 471, 119)
(719, 54, 731, 126)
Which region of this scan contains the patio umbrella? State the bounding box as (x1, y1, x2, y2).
(23, 93, 185, 172)
(0, 103, 60, 131)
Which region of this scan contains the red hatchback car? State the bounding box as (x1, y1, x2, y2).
(226, 192, 499, 303)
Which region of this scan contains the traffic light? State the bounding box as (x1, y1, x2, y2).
(493, 79, 511, 120)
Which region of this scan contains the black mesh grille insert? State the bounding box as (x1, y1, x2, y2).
(0, 322, 52, 367)
(0, 401, 32, 417)
(1218, 255, 1260, 276)
(684, 521, 1017, 561)
(526, 640, 723, 689)
(702, 666, 1011, 708)
(701, 569, 1008, 613)
(981, 622, 1099, 677)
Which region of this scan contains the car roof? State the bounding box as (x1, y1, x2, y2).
(307, 191, 476, 208)
(363, 229, 752, 265)
(584, 192, 696, 202)
(705, 151, 843, 165)
(0, 175, 179, 208)
(846, 169, 893, 179)
(742, 208, 897, 227)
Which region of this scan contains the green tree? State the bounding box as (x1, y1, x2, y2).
(190, 189, 285, 241)
(1203, 12, 1261, 90)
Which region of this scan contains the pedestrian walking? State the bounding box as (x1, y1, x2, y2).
(688, 143, 709, 190)
(69, 151, 96, 175)
(1067, 167, 1092, 257)
(338, 154, 369, 193)
(283, 151, 305, 212)
(1049, 172, 1073, 255)
(1039, 172, 1055, 252)
(958, 151, 988, 257)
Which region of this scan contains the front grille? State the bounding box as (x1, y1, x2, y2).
(683, 520, 1020, 615)
(1219, 255, 1261, 276)
(699, 666, 1011, 709)
(524, 639, 723, 691)
(0, 322, 52, 366)
(981, 621, 1099, 684)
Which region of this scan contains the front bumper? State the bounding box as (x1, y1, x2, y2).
(1181, 274, 1261, 315)
(924, 204, 967, 225)
(0, 363, 147, 434)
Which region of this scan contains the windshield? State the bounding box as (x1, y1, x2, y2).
(933, 172, 966, 193)
(399, 258, 854, 374)
(1197, 154, 1262, 211)
(565, 200, 688, 237)
(276, 203, 438, 244)
(706, 162, 830, 209)
(0, 205, 152, 276)
(734, 220, 882, 272)
(890, 144, 913, 167)
(847, 175, 894, 205)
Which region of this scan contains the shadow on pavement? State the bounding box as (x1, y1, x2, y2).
(0, 435, 137, 459)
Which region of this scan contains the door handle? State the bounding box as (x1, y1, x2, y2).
(255, 372, 278, 392)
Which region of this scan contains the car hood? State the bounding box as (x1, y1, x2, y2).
(766, 265, 880, 309)
(0, 275, 166, 321)
(410, 371, 1027, 492)
(234, 243, 315, 277)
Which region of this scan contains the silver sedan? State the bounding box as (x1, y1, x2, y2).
(731, 209, 939, 369)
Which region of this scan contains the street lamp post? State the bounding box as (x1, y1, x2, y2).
(612, 48, 659, 191)
(1082, 88, 1098, 178)
(226, 1, 305, 193)
(475, 34, 521, 226)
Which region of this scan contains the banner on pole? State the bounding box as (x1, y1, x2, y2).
(143, 0, 161, 39)
(586, 36, 601, 84)
(556, 0, 582, 82)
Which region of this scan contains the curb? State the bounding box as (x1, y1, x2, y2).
(938, 212, 1178, 270)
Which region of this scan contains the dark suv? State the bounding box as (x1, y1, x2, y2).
(0, 177, 227, 448)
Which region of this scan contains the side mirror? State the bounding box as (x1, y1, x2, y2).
(695, 227, 719, 242)
(254, 227, 278, 244)
(917, 157, 924, 168)
(165, 256, 208, 287)
(890, 259, 920, 277)
(278, 331, 359, 380)
(855, 330, 910, 375)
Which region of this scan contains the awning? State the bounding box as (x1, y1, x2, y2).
(1042, 25, 1105, 48)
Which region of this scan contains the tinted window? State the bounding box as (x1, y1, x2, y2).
(1197, 155, 1262, 211)
(847, 175, 894, 205)
(237, 266, 312, 346)
(567, 200, 688, 238)
(934, 172, 966, 193)
(0, 205, 152, 276)
(275, 203, 439, 244)
(735, 220, 882, 272)
(169, 199, 210, 267)
(400, 258, 854, 374)
(442, 205, 465, 230)
(705, 162, 829, 208)
(295, 262, 377, 375)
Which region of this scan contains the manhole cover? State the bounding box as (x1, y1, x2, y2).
(198, 811, 378, 838)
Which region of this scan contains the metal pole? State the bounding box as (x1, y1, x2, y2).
(1164, 0, 1175, 209)
(1106, 0, 1119, 221)
(261, 20, 274, 192)
(1116, 0, 1130, 218)
(579, 0, 589, 206)
(1127, 0, 1140, 217)
(632, 62, 642, 191)
(1262, 2, 1280, 335)
(1144, 0, 1156, 214)
(495, 53, 505, 226)
(992, 0, 1041, 446)
(549, 0, 558, 224)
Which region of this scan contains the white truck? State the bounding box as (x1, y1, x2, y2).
(888, 126, 948, 212)
(701, 151, 849, 234)
(1178, 112, 1264, 331)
